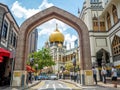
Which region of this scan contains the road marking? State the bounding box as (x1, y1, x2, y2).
(31, 81, 45, 89)
(46, 84, 49, 88)
(53, 84, 56, 90)
(58, 84, 63, 88)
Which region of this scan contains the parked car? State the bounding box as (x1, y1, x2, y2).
(38, 75, 49, 80)
(50, 74, 58, 80)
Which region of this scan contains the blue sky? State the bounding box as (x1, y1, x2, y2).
(0, 0, 84, 50)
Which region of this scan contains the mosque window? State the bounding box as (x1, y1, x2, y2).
(112, 5, 118, 24)
(112, 35, 120, 56)
(100, 22, 106, 31)
(93, 19, 106, 31)
(107, 12, 111, 30)
(91, 0, 99, 3)
(93, 19, 99, 31)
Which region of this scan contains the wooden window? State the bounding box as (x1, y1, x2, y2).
(100, 22, 106, 31)
(93, 20, 99, 31)
(112, 5, 118, 24)
(107, 13, 111, 30)
(112, 35, 120, 56)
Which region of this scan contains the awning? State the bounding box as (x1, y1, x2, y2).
(0, 48, 10, 57)
(26, 65, 35, 72)
(0, 56, 3, 63)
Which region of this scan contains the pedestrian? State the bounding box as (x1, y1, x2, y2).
(101, 67, 107, 83)
(111, 66, 117, 88)
(92, 66, 97, 85)
(70, 72, 72, 80)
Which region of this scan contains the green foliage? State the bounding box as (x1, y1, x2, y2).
(29, 48, 55, 70)
(65, 62, 74, 71)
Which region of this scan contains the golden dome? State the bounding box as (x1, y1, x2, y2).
(49, 24, 64, 43)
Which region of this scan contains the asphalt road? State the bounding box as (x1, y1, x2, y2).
(30, 80, 80, 90)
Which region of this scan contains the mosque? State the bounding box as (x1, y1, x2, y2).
(43, 24, 79, 74)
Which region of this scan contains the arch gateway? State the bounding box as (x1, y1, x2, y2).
(12, 6, 93, 86)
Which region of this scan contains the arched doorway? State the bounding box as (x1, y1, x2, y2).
(12, 6, 92, 86)
(96, 48, 110, 80)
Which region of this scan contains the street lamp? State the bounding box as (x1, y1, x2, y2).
(72, 52, 76, 82)
(29, 54, 34, 83)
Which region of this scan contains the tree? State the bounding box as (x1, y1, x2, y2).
(28, 48, 55, 70)
(65, 62, 74, 71)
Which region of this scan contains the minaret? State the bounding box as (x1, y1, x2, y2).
(80, 0, 104, 30)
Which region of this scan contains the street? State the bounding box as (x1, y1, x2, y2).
(29, 80, 80, 90)
(28, 80, 120, 90)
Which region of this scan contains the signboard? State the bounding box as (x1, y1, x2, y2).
(85, 70, 92, 76)
(14, 72, 21, 77)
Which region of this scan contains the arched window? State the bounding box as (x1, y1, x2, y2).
(107, 12, 111, 30)
(112, 35, 120, 62)
(112, 5, 118, 24)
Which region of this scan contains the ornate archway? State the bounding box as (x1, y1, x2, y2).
(12, 6, 92, 86)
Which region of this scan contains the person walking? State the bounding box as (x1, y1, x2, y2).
(92, 66, 97, 85)
(111, 66, 117, 88)
(101, 67, 107, 83)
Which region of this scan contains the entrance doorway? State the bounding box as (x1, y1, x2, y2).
(96, 49, 110, 80)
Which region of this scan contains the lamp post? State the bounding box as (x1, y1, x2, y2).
(29, 54, 34, 83)
(72, 52, 76, 82)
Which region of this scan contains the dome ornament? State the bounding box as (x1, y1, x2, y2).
(49, 24, 64, 43)
(56, 23, 59, 31)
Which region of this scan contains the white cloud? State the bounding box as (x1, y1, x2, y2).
(38, 19, 70, 36)
(38, 0, 53, 10)
(11, 0, 53, 19)
(64, 34, 77, 50)
(11, 0, 78, 49)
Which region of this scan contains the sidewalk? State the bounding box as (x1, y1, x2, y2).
(98, 79, 120, 88)
(60, 79, 120, 89)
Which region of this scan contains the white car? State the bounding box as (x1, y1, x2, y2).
(50, 74, 58, 80)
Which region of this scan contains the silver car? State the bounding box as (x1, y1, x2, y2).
(50, 74, 58, 80)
